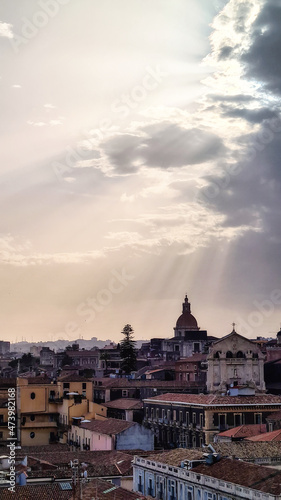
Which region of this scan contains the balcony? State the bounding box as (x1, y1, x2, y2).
(49, 397, 63, 404)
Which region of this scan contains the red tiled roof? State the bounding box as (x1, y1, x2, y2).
(144, 393, 281, 406)
(58, 374, 92, 382)
(78, 478, 147, 500)
(1, 483, 72, 499)
(246, 429, 281, 442)
(212, 441, 281, 460)
(218, 424, 266, 439)
(80, 417, 135, 435)
(104, 399, 143, 410)
(16, 449, 135, 478)
(18, 376, 53, 384)
(193, 458, 281, 495)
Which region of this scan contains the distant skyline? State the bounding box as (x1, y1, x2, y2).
(1, 0, 281, 343)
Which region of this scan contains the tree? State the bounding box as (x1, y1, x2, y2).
(120, 324, 137, 375)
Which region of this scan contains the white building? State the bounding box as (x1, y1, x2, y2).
(133, 448, 281, 500)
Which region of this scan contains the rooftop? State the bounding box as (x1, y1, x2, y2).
(213, 441, 281, 460)
(217, 424, 267, 439)
(246, 429, 281, 442)
(79, 417, 135, 435)
(144, 393, 281, 406)
(146, 448, 204, 466)
(16, 449, 135, 478)
(193, 458, 281, 495)
(104, 398, 143, 410)
(0, 478, 147, 500)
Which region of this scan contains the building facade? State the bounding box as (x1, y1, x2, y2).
(143, 392, 281, 447)
(207, 330, 266, 394)
(133, 450, 281, 500)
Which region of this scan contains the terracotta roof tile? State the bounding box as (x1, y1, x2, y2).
(246, 429, 281, 442)
(145, 448, 204, 466)
(80, 417, 135, 435)
(1, 483, 72, 499)
(77, 478, 147, 500)
(212, 441, 281, 460)
(104, 399, 143, 410)
(218, 424, 267, 438)
(193, 458, 281, 495)
(144, 393, 281, 406)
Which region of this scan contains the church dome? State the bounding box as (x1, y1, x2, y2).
(176, 296, 198, 329)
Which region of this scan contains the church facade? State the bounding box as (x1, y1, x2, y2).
(207, 329, 266, 394)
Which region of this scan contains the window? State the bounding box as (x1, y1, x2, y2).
(200, 413, 204, 427)
(234, 413, 242, 426)
(179, 411, 183, 423)
(254, 413, 262, 424)
(0, 432, 3, 439)
(162, 409, 166, 419)
(0, 415, 3, 424)
(192, 412, 196, 424)
(186, 412, 189, 425)
(192, 435, 196, 447)
(145, 407, 148, 418)
(138, 475, 143, 493)
(151, 408, 154, 419)
(30, 392, 36, 400)
(156, 408, 159, 419)
(122, 390, 128, 397)
(173, 410, 177, 421)
(194, 342, 200, 352)
(30, 432, 35, 439)
(194, 365, 197, 370)
(30, 415, 35, 422)
(226, 351, 233, 358)
(186, 373, 190, 381)
(63, 383, 70, 389)
(148, 478, 153, 496)
(82, 383, 86, 390)
(218, 414, 226, 430)
(167, 409, 171, 421)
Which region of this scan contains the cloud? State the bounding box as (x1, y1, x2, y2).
(44, 103, 56, 109)
(0, 22, 13, 39)
(221, 105, 277, 123)
(242, 0, 281, 94)
(102, 122, 225, 174)
(0, 235, 104, 267)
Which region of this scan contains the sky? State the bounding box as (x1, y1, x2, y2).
(1, 0, 281, 344)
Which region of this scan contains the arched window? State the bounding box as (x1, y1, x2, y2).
(226, 351, 233, 358)
(214, 351, 220, 359)
(236, 351, 244, 358)
(252, 352, 258, 359)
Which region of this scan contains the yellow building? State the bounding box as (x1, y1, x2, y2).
(17, 375, 98, 446)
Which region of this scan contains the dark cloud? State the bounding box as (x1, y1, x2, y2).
(102, 122, 225, 174)
(209, 94, 254, 103)
(242, 1, 281, 94)
(218, 45, 234, 60)
(101, 134, 143, 173)
(110, 124, 224, 174)
(221, 106, 278, 123)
